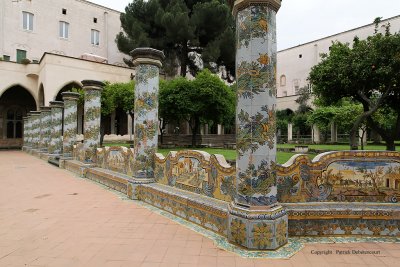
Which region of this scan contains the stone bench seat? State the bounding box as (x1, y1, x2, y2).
(283, 202, 400, 236)
(137, 183, 229, 236)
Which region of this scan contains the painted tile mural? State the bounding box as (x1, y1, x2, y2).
(276, 151, 400, 203)
(133, 64, 159, 178)
(62, 93, 79, 157)
(154, 150, 236, 202)
(48, 103, 63, 155)
(235, 5, 278, 206)
(96, 146, 135, 176)
(83, 88, 102, 162)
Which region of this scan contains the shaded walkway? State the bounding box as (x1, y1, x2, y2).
(0, 151, 399, 266)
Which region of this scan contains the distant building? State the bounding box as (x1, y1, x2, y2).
(276, 15, 400, 142)
(0, 0, 133, 148)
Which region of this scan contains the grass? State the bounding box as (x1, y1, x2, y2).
(277, 143, 400, 151)
(103, 141, 399, 164)
(103, 143, 314, 164)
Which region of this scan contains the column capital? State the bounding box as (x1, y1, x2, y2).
(49, 101, 64, 108)
(81, 80, 105, 91)
(228, 0, 281, 15)
(130, 47, 165, 68)
(61, 92, 81, 101)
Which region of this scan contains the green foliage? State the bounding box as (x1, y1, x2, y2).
(309, 19, 400, 150)
(101, 81, 135, 116)
(116, 0, 235, 79)
(71, 87, 85, 106)
(159, 69, 235, 146)
(292, 86, 312, 136)
(307, 101, 363, 134)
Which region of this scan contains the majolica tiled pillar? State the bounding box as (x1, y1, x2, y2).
(22, 117, 28, 149)
(62, 92, 80, 158)
(39, 106, 51, 152)
(26, 114, 32, 148)
(30, 111, 41, 149)
(48, 101, 64, 155)
(130, 48, 164, 180)
(227, 0, 288, 250)
(82, 80, 104, 163)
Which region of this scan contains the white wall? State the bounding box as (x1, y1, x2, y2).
(276, 15, 400, 100)
(0, 54, 133, 107)
(0, 0, 126, 65)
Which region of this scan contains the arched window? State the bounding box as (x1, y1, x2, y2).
(280, 75, 286, 86)
(6, 108, 23, 139)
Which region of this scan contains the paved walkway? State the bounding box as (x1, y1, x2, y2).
(0, 151, 399, 267)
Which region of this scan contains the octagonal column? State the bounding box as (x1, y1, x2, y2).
(130, 48, 164, 180)
(48, 101, 64, 155)
(22, 117, 28, 149)
(82, 80, 104, 163)
(26, 114, 33, 148)
(227, 0, 287, 250)
(39, 107, 52, 152)
(62, 92, 80, 158)
(30, 111, 41, 149)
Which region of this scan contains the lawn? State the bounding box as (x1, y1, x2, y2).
(277, 143, 400, 151)
(103, 142, 399, 164)
(103, 143, 313, 164)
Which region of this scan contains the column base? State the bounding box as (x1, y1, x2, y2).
(228, 202, 288, 250)
(127, 177, 155, 200)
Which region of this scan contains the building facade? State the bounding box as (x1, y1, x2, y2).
(276, 15, 400, 143)
(276, 15, 400, 111)
(0, 0, 133, 148)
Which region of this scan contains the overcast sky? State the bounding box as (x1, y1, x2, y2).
(90, 0, 400, 50)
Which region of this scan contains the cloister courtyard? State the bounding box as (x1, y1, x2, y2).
(0, 151, 399, 267)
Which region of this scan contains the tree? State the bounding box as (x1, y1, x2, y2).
(309, 18, 400, 150)
(116, 0, 235, 80)
(307, 100, 363, 143)
(292, 86, 313, 140)
(101, 81, 135, 144)
(159, 69, 235, 146)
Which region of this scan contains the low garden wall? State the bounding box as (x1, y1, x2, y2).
(67, 144, 400, 237)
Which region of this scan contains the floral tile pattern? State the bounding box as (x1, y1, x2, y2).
(62, 95, 79, 157)
(83, 88, 102, 163)
(30, 113, 41, 149)
(235, 5, 278, 207)
(39, 109, 51, 152)
(48, 104, 63, 155)
(133, 64, 160, 178)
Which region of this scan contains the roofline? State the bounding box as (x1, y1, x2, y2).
(75, 0, 122, 14)
(278, 14, 400, 53)
(38, 52, 133, 70)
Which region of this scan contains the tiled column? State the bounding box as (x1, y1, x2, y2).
(227, 0, 287, 250)
(22, 117, 28, 149)
(30, 111, 41, 149)
(39, 107, 51, 152)
(82, 80, 104, 163)
(26, 114, 33, 148)
(62, 92, 80, 158)
(48, 101, 64, 155)
(130, 48, 164, 179)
